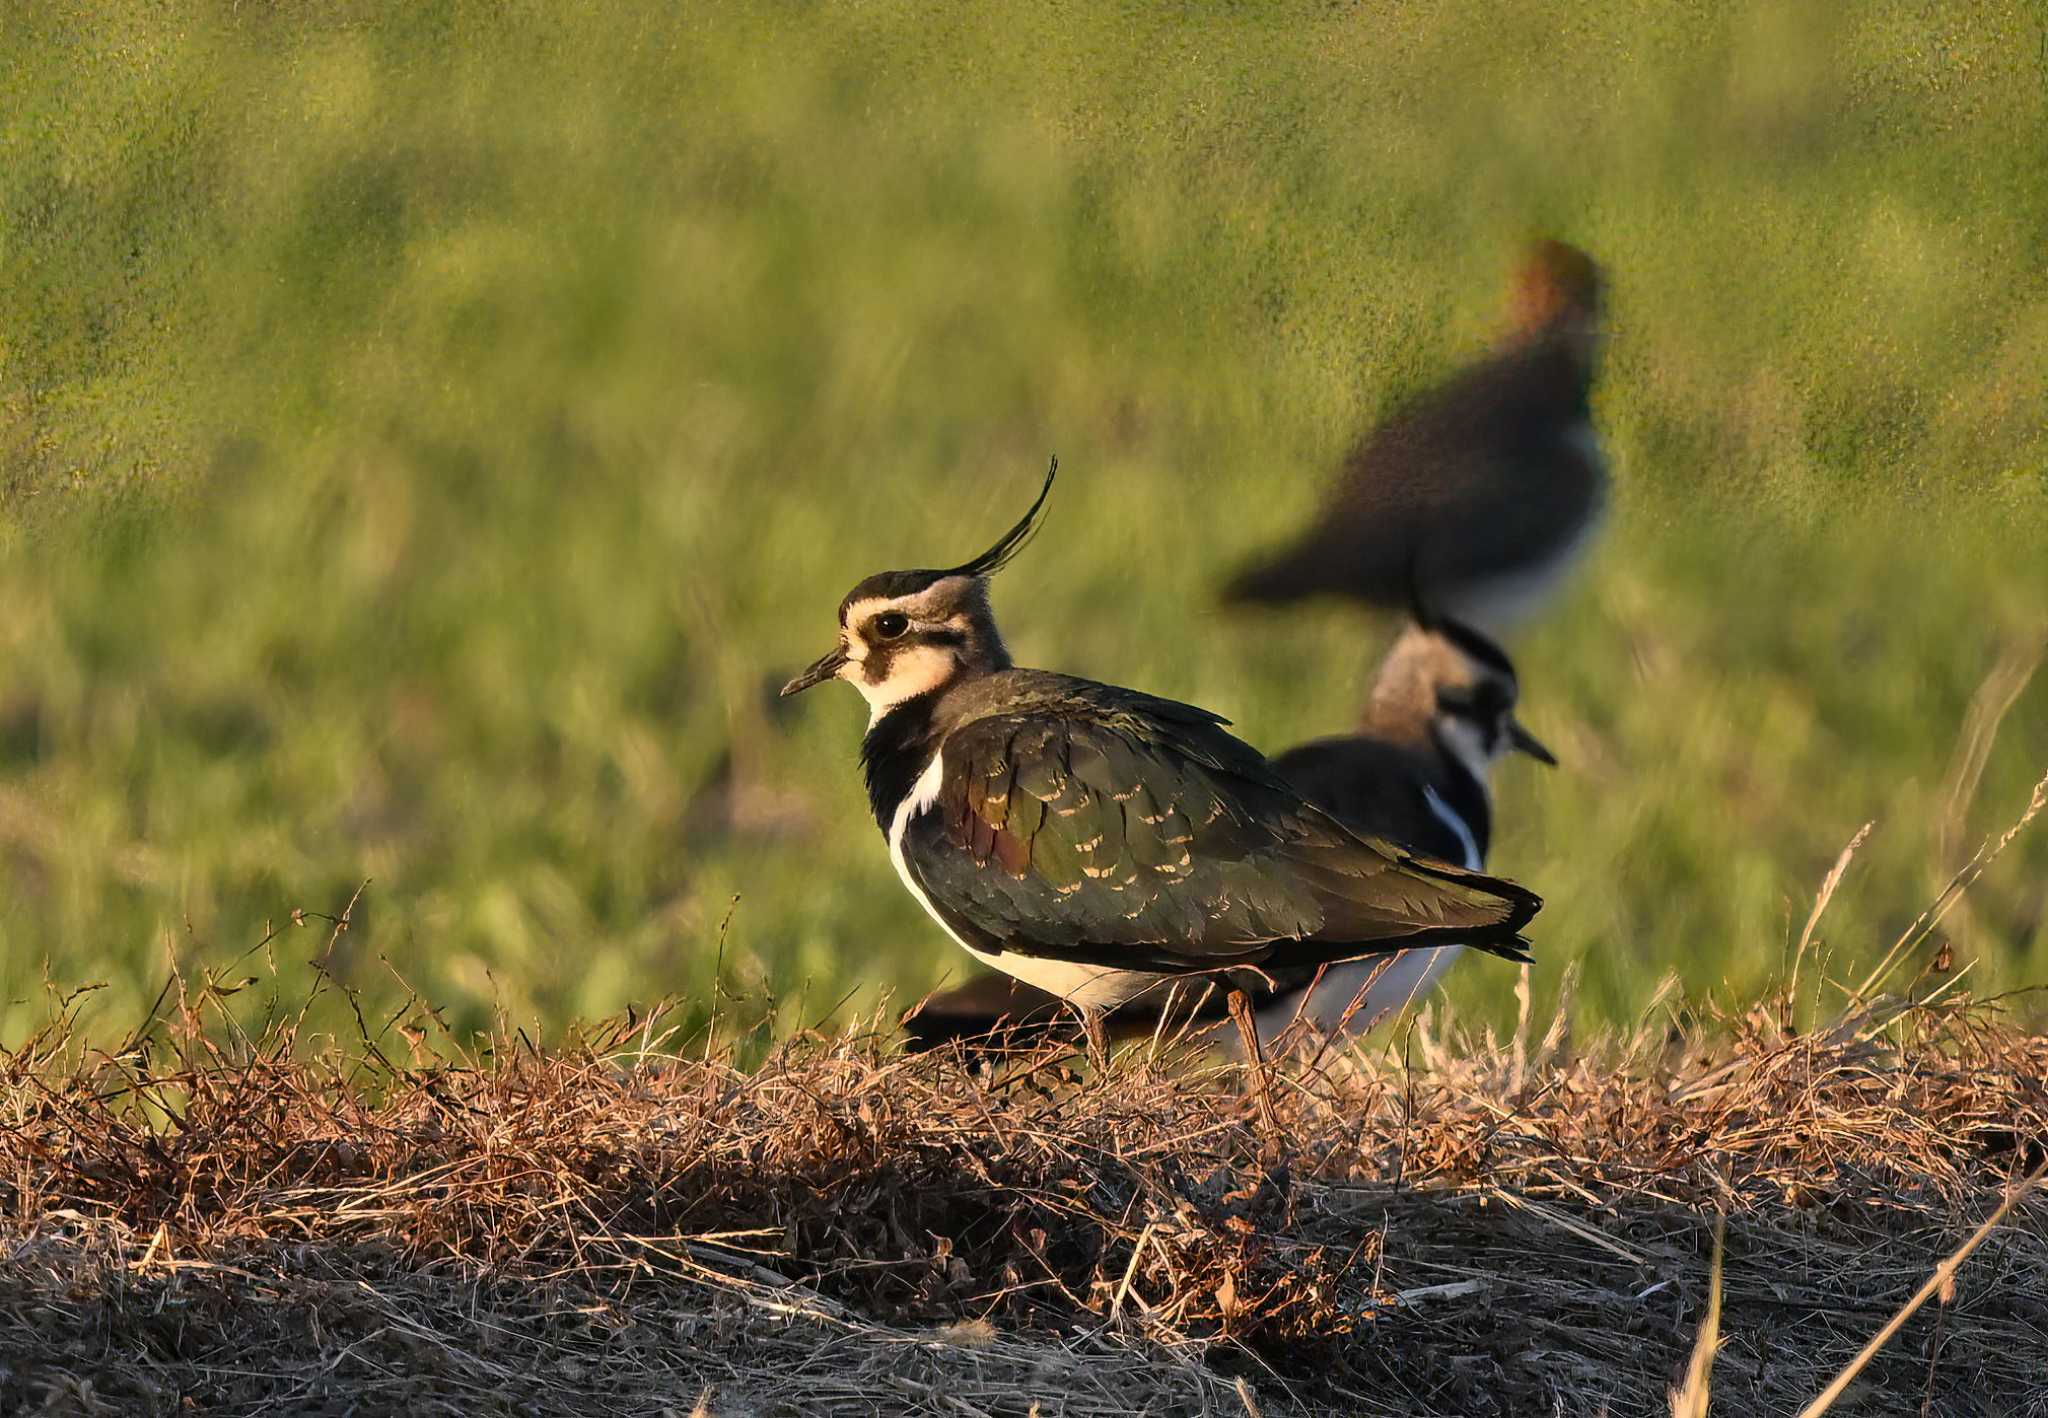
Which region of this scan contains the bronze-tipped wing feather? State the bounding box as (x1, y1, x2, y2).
(899, 682, 1538, 977)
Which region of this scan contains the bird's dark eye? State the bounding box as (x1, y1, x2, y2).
(872, 612, 910, 640)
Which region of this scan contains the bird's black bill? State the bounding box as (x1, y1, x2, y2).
(1508, 717, 1557, 765)
(780, 646, 849, 697)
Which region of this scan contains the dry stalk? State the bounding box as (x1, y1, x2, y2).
(1, 962, 2044, 1415)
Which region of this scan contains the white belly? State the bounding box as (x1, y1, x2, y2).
(1272, 945, 1465, 1038)
(958, 946, 1176, 1012)
(1452, 452, 1606, 633)
(887, 755, 1174, 1013)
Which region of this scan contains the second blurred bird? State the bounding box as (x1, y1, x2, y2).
(1223, 240, 1606, 633)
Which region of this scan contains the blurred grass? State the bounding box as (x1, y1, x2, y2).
(1, 1, 2045, 1043)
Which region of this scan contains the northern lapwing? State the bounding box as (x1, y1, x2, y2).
(904, 608, 1554, 1050)
(1222, 240, 1607, 631)
(781, 459, 1542, 1089)
(1256, 608, 1554, 1035)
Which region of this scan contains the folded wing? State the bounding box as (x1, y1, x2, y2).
(902, 694, 1537, 975)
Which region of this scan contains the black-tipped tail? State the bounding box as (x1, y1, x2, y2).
(1438, 875, 1539, 964)
(1380, 850, 1542, 965)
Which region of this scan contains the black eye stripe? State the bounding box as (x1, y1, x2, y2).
(866, 621, 966, 654)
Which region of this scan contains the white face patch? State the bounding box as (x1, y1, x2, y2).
(1433, 714, 1502, 787)
(833, 581, 987, 723)
(855, 642, 960, 724)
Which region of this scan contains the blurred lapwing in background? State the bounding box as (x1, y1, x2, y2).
(1223, 240, 1608, 632)
(905, 607, 1554, 1050)
(1252, 607, 1554, 1033)
(779, 459, 1542, 1082)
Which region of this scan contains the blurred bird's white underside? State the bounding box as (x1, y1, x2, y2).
(1444, 422, 1607, 632)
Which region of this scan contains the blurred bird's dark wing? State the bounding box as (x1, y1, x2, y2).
(1224, 342, 1602, 606)
(899, 693, 1537, 974)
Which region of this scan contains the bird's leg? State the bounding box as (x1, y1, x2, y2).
(1227, 988, 1281, 1159)
(1069, 1000, 1109, 1072)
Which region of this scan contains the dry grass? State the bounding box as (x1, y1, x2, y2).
(1, 941, 2045, 1417)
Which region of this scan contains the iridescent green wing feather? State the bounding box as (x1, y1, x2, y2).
(906, 685, 1536, 973)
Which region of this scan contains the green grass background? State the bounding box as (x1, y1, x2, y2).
(3, 2, 2046, 1044)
